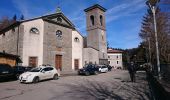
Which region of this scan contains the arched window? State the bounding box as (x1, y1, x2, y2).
(90, 15, 94, 26)
(30, 27, 39, 34)
(74, 37, 79, 42)
(100, 15, 103, 26)
(56, 30, 62, 38)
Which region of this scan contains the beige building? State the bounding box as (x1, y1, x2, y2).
(0, 4, 108, 72)
(107, 49, 123, 69)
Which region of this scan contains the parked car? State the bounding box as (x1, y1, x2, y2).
(98, 65, 108, 73)
(0, 64, 16, 81)
(19, 65, 59, 83)
(13, 66, 34, 78)
(78, 64, 99, 75)
(13, 66, 26, 78)
(25, 66, 34, 71)
(106, 65, 112, 71)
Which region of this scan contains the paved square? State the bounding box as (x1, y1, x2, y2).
(0, 70, 150, 100)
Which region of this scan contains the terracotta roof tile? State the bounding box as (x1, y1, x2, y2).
(107, 49, 123, 53)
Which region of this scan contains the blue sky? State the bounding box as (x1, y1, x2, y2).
(0, 0, 147, 49)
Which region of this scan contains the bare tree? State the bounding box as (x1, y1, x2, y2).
(0, 16, 11, 31)
(139, 7, 170, 63)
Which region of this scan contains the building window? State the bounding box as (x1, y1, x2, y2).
(100, 15, 103, 26)
(29, 57, 38, 67)
(117, 55, 119, 59)
(108, 61, 110, 64)
(30, 27, 39, 34)
(90, 15, 94, 26)
(117, 61, 119, 64)
(74, 37, 79, 42)
(56, 30, 62, 38)
(108, 56, 110, 58)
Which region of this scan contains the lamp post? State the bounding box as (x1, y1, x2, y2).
(146, 0, 161, 79)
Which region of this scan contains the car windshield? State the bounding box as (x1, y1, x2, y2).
(29, 67, 42, 72)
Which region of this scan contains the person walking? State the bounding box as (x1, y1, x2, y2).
(127, 62, 136, 82)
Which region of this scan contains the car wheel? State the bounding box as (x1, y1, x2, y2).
(85, 72, 90, 76)
(33, 77, 39, 83)
(53, 74, 59, 80)
(94, 71, 98, 75)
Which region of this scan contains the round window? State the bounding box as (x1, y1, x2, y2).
(57, 17, 62, 23)
(56, 30, 62, 38)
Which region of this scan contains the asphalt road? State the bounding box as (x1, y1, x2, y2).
(0, 70, 150, 100)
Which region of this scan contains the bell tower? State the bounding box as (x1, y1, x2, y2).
(84, 4, 108, 64)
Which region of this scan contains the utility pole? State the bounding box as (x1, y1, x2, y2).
(146, 0, 161, 79)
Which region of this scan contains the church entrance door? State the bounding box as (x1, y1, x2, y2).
(55, 55, 62, 71)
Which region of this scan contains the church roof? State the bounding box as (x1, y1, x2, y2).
(84, 4, 107, 12)
(0, 21, 20, 35)
(0, 12, 75, 34)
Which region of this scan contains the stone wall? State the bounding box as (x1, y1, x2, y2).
(0, 25, 24, 61)
(0, 27, 19, 55)
(43, 21, 73, 71)
(83, 47, 99, 65)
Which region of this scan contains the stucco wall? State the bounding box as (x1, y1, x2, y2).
(72, 30, 83, 70)
(108, 53, 123, 69)
(21, 19, 44, 66)
(83, 48, 99, 65)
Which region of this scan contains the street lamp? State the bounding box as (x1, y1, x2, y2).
(146, 0, 161, 79)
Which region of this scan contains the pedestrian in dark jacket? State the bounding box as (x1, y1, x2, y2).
(127, 62, 136, 82)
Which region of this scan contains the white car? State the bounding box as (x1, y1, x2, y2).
(19, 65, 59, 83)
(98, 65, 108, 73)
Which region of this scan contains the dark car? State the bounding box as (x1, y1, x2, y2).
(25, 66, 34, 71)
(13, 66, 34, 78)
(106, 65, 112, 71)
(78, 64, 99, 75)
(13, 66, 26, 78)
(0, 64, 16, 82)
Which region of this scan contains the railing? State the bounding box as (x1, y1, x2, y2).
(146, 71, 170, 100)
(160, 64, 170, 83)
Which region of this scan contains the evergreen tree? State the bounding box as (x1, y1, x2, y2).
(12, 14, 17, 22)
(20, 14, 24, 20)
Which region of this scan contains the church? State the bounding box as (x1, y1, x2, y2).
(0, 4, 108, 72)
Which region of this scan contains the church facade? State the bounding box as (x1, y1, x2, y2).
(0, 4, 108, 72)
